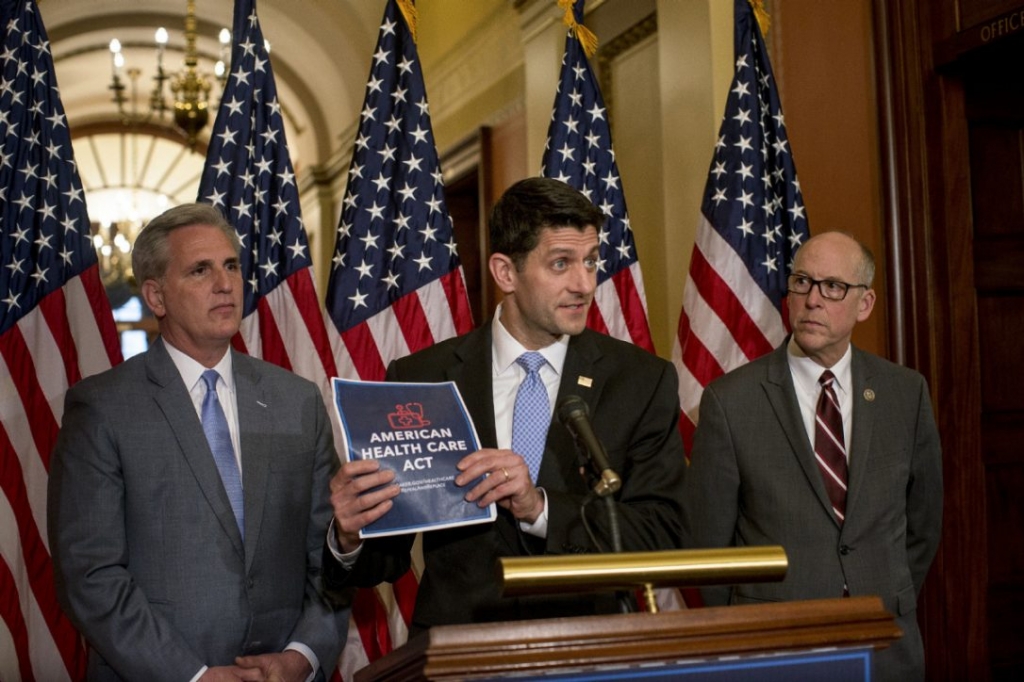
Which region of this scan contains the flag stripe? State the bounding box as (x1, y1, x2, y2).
(392, 288, 435, 357)
(38, 289, 82, 391)
(72, 266, 123, 374)
(392, 567, 419, 626)
(440, 268, 474, 337)
(285, 270, 341, 379)
(340, 322, 387, 382)
(688, 243, 774, 361)
(254, 295, 293, 371)
(585, 299, 611, 337)
(0, 554, 34, 682)
(1, 326, 59, 472)
(365, 309, 412, 381)
(611, 265, 654, 352)
(677, 307, 725, 397)
(0, 424, 81, 679)
(351, 588, 392, 662)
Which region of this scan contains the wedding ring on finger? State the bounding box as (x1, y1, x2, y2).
(501, 467, 510, 482)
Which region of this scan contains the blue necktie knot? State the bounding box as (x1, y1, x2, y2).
(201, 370, 244, 538)
(201, 369, 219, 394)
(512, 352, 550, 482)
(516, 351, 547, 375)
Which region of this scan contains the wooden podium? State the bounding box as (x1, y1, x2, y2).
(354, 596, 901, 681)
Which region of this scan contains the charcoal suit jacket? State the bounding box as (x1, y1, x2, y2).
(48, 338, 349, 681)
(325, 325, 687, 631)
(682, 342, 943, 682)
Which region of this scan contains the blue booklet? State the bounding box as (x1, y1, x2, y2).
(331, 378, 496, 537)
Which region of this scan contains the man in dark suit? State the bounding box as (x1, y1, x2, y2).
(48, 204, 349, 682)
(325, 177, 686, 630)
(682, 231, 943, 682)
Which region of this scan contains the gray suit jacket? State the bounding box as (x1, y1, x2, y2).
(682, 343, 942, 682)
(326, 325, 687, 630)
(48, 339, 349, 682)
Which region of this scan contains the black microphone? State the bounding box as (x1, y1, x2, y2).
(557, 395, 621, 497)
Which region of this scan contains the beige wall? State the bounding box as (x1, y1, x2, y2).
(310, 0, 887, 360)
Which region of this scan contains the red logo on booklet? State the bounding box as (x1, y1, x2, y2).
(387, 403, 431, 429)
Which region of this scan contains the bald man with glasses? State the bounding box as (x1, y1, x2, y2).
(682, 231, 943, 682)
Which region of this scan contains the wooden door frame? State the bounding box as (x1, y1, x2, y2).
(873, 0, 990, 677)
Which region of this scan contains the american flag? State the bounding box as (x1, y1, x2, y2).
(672, 0, 810, 452)
(324, 0, 473, 677)
(1, 1, 121, 680)
(196, 0, 341, 429)
(540, 0, 654, 353)
(541, 0, 692, 612)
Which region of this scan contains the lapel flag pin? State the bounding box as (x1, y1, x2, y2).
(577, 376, 593, 388)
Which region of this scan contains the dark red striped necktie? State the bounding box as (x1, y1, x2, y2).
(814, 370, 848, 524)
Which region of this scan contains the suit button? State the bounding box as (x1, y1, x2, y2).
(839, 545, 851, 555)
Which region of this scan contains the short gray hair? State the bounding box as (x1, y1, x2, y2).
(853, 239, 875, 286)
(132, 203, 238, 284)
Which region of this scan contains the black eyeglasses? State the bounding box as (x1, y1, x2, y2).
(787, 274, 868, 301)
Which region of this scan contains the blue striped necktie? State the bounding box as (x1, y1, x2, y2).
(201, 370, 244, 538)
(511, 352, 550, 482)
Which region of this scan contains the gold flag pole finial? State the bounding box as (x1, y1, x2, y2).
(558, 0, 598, 58)
(397, 0, 418, 43)
(748, 0, 771, 37)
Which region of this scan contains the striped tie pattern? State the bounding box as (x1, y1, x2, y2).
(511, 352, 550, 483)
(201, 370, 245, 537)
(814, 370, 848, 524)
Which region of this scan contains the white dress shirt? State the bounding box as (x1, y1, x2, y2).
(165, 343, 242, 472)
(787, 338, 854, 458)
(490, 304, 568, 450)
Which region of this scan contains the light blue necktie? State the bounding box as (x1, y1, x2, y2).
(201, 370, 244, 538)
(511, 352, 551, 483)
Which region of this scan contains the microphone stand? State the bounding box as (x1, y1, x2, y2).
(573, 442, 631, 612)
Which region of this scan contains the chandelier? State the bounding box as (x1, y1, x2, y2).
(107, 0, 229, 149)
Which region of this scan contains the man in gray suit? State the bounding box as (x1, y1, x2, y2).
(48, 204, 349, 682)
(682, 231, 942, 682)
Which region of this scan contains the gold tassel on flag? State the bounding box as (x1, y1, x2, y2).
(397, 0, 418, 43)
(748, 0, 771, 37)
(557, 0, 598, 58)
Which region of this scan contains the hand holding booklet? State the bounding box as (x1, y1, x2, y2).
(331, 378, 497, 538)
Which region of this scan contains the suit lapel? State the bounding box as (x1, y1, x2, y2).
(234, 352, 271, 572)
(146, 339, 245, 558)
(542, 330, 603, 491)
(446, 325, 526, 550)
(844, 348, 876, 522)
(449, 326, 498, 449)
(763, 344, 840, 527)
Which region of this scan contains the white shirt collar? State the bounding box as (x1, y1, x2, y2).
(786, 337, 853, 398)
(163, 339, 234, 393)
(490, 302, 569, 376)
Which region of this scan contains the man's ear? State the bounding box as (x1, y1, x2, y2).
(489, 253, 517, 295)
(856, 287, 876, 322)
(141, 279, 166, 318)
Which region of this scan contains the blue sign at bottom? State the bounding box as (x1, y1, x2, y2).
(483, 648, 872, 681)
